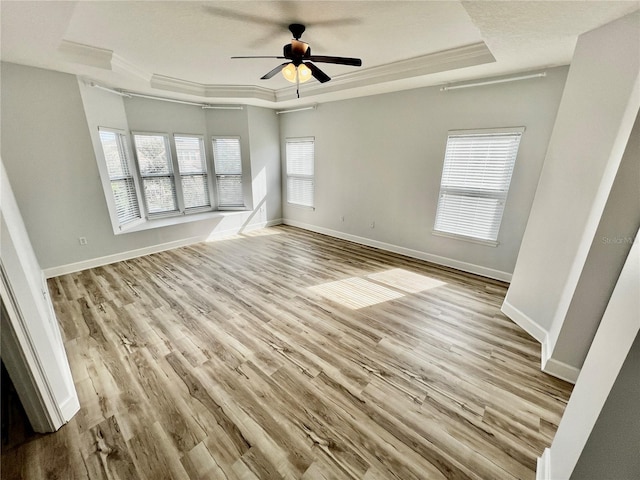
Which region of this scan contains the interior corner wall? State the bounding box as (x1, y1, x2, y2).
(247, 106, 283, 223)
(570, 331, 640, 480)
(551, 110, 640, 369)
(542, 230, 640, 480)
(502, 11, 640, 374)
(1, 62, 282, 273)
(279, 66, 569, 281)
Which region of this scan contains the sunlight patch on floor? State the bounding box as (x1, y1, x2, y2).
(308, 277, 404, 309)
(367, 268, 446, 293)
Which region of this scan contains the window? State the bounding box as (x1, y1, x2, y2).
(97, 128, 141, 227)
(434, 128, 524, 244)
(133, 133, 178, 215)
(212, 137, 244, 208)
(94, 126, 248, 234)
(175, 135, 210, 210)
(286, 137, 314, 207)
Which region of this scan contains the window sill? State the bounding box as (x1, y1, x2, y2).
(286, 202, 315, 211)
(117, 209, 250, 235)
(432, 230, 499, 247)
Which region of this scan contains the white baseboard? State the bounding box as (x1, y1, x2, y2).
(501, 300, 580, 384)
(536, 448, 551, 480)
(42, 219, 282, 278)
(542, 340, 580, 384)
(501, 299, 547, 343)
(59, 393, 81, 424)
(282, 219, 512, 282)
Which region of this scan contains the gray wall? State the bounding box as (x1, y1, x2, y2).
(503, 11, 640, 375)
(544, 229, 639, 479)
(1, 62, 281, 271)
(571, 332, 640, 480)
(279, 66, 569, 280)
(552, 110, 639, 368)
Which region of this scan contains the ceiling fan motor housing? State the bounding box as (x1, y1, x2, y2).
(289, 23, 306, 39)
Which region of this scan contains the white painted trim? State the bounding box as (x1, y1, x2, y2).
(501, 299, 547, 343)
(501, 300, 580, 383)
(146, 43, 493, 104)
(536, 448, 551, 480)
(542, 339, 581, 384)
(283, 219, 512, 282)
(59, 394, 81, 421)
(43, 219, 282, 278)
(58, 40, 113, 70)
(111, 54, 151, 82)
(0, 277, 57, 432)
(150, 74, 276, 102)
(276, 42, 495, 102)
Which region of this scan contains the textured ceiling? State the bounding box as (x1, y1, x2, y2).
(2, 1, 638, 107)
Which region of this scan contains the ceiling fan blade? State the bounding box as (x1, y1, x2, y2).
(306, 62, 331, 83)
(232, 56, 286, 59)
(306, 55, 362, 67)
(261, 62, 291, 80)
(203, 6, 284, 27)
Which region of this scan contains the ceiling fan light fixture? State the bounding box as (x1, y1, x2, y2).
(282, 63, 312, 83)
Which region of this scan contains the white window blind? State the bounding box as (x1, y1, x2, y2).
(434, 128, 523, 244)
(212, 137, 244, 207)
(175, 135, 210, 210)
(133, 133, 178, 215)
(98, 129, 141, 226)
(286, 138, 314, 207)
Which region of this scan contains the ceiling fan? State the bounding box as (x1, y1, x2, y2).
(231, 23, 362, 97)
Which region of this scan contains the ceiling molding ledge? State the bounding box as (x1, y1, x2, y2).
(276, 42, 495, 102)
(111, 54, 152, 82)
(58, 39, 113, 70)
(150, 74, 276, 102)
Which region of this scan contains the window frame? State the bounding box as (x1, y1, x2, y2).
(131, 131, 181, 218)
(285, 136, 315, 209)
(173, 133, 214, 213)
(96, 127, 145, 231)
(433, 127, 524, 246)
(212, 136, 245, 210)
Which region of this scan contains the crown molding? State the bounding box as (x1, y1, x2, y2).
(58, 40, 113, 70)
(150, 74, 276, 102)
(58, 40, 493, 104)
(276, 42, 495, 101)
(111, 54, 151, 82)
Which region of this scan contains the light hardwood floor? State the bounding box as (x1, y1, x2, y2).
(1, 226, 572, 479)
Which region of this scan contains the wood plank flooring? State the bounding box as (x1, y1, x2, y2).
(1, 225, 572, 479)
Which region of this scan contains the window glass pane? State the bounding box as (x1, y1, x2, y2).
(143, 177, 177, 213)
(182, 175, 210, 209)
(441, 135, 520, 192)
(212, 138, 242, 174)
(287, 177, 314, 207)
(435, 194, 503, 241)
(217, 175, 244, 206)
(134, 134, 172, 175)
(99, 131, 129, 178)
(99, 129, 141, 226)
(175, 136, 207, 174)
(111, 178, 140, 224)
(286, 140, 314, 176)
(213, 137, 243, 207)
(286, 138, 314, 207)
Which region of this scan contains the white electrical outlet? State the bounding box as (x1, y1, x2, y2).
(79, 237, 88, 246)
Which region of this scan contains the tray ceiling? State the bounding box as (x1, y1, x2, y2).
(2, 1, 638, 108)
